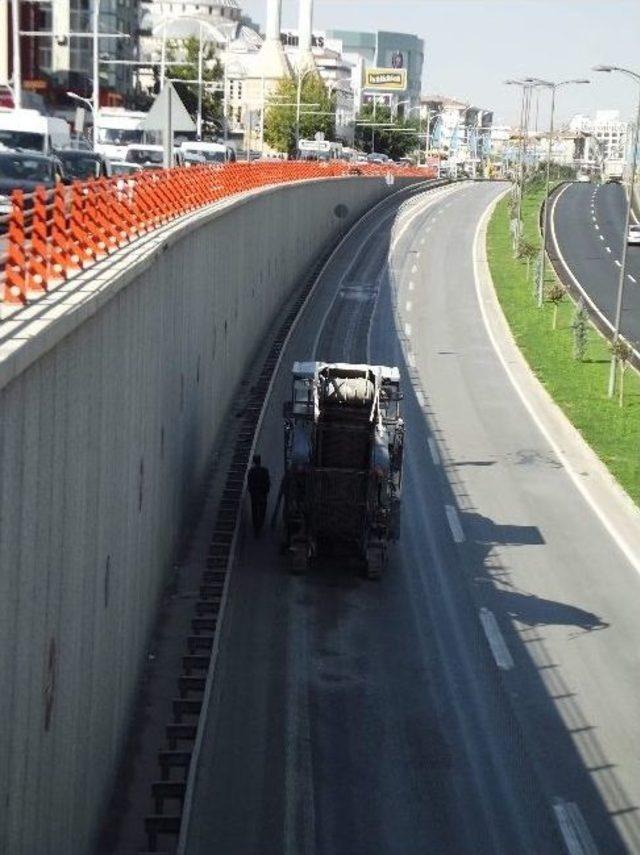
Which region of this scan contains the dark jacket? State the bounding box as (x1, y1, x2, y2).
(248, 465, 270, 498)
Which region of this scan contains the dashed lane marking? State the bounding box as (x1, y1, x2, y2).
(479, 608, 514, 671)
(411, 264, 418, 273)
(405, 300, 412, 312)
(628, 275, 637, 283)
(614, 260, 622, 267)
(594, 224, 599, 230)
(404, 322, 412, 337)
(599, 235, 604, 241)
(445, 505, 465, 544)
(552, 799, 598, 855)
(427, 437, 440, 465)
(416, 389, 425, 407)
(408, 351, 416, 367)
(408, 281, 415, 291)
(605, 247, 612, 253)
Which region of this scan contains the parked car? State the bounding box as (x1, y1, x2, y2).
(628, 224, 640, 245)
(183, 150, 207, 166)
(124, 144, 185, 169)
(0, 150, 66, 218)
(54, 149, 112, 180)
(576, 173, 591, 183)
(109, 160, 142, 177)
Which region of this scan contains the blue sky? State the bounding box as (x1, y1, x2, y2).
(240, 0, 640, 126)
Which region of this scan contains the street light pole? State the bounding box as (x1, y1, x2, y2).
(92, 0, 100, 119)
(196, 21, 203, 139)
(295, 66, 315, 156)
(593, 65, 640, 397)
(534, 77, 590, 307)
(66, 91, 96, 144)
(11, 0, 21, 108)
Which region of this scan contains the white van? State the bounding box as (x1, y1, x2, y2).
(180, 141, 230, 164)
(0, 108, 70, 154)
(95, 109, 146, 162)
(124, 144, 185, 169)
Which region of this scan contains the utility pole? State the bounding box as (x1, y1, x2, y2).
(11, 0, 21, 107)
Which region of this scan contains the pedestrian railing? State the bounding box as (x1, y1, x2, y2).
(0, 160, 431, 313)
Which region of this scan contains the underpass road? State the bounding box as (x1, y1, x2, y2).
(185, 182, 640, 855)
(552, 181, 640, 343)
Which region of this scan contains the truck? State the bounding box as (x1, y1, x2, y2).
(94, 108, 147, 162)
(281, 362, 404, 578)
(0, 108, 70, 154)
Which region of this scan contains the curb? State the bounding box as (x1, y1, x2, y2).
(473, 191, 640, 578)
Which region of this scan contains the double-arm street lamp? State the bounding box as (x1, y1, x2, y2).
(504, 78, 539, 245)
(593, 65, 640, 397)
(532, 77, 590, 306)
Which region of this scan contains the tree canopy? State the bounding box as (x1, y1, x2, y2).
(354, 104, 420, 160)
(165, 37, 223, 137)
(263, 74, 336, 157)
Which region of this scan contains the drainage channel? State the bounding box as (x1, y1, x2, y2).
(139, 248, 339, 854)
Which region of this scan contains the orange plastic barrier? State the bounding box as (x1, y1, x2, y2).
(0, 160, 433, 309)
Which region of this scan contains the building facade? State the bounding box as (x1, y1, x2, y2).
(568, 110, 630, 162)
(324, 28, 424, 112)
(0, 0, 139, 109)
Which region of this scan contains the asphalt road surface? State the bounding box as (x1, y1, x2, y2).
(184, 181, 640, 855)
(552, 180, 640, 343)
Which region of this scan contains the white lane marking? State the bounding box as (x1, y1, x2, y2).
(427, 437, 440, 465)
(628, 275, 637, 283)
(416, 388, 425, 407)
(411, 263, 418, 273)
(605, 246, 612, 253)
(408, 350, 416, 367)
(404, 322, 412, 337)
(445, 504, 465, 543)
(552, 799, 598, 855)
(614, 260, 621, 267)
(425, 226, 431, 233)
(594, 224, 599, 231)
(591, 215, 596, 222)
(420, 237, 425, 245)
(408, 280, 415, 291)
(599, 235, 604, 241)
(479, 607, 514, 671)
(405, 300, 412, 312)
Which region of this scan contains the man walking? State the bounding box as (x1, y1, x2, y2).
(247, 455, 271, 536)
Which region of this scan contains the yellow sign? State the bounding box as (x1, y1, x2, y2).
(364, 68, 407, 92)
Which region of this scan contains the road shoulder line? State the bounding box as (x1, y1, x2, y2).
(473, 190, 640, 578)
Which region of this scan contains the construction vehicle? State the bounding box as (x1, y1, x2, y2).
(281, 362, 404, 578)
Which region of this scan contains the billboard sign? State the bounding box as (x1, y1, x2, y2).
(364, 68, 407, 92)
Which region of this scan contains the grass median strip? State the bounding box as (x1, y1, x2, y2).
(486, 183, 640, 504)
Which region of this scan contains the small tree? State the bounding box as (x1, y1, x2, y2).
(545, 282, 565, 330)
(264, 74, 335, 157)
(354, 103, 419, 159)
(611, 338, 633, 408)
(166, 37, 223, 136)
(571, 300, 589, 361)
(517, 239, 538, 281)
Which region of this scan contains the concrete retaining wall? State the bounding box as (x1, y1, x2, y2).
(0, 175, 420, 855)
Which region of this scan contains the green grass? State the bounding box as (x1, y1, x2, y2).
(487, 182, 640, 504)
